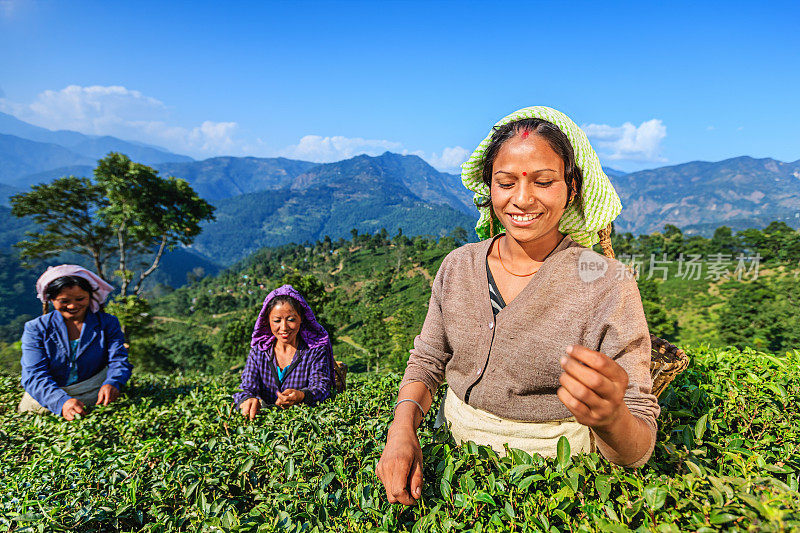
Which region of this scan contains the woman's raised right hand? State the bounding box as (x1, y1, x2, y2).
(376, 423, 424, 506)
(239, 397, 261, 420)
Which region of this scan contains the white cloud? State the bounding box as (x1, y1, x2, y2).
(279, 135, 405, 163)
(426, 146, 469, 171)
(582, 119, 667, 162)
(279, 136, 468, 172)
(0, 85, 243, 157)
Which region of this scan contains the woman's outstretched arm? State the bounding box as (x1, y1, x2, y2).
(376, 381, 432, 506)
(101, 314, 133, 390)
(233, 348, 264, 418)
(20, 319, 71, 416)
(377, 253, 453, 505)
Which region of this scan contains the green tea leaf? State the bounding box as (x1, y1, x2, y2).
(474, 491, 495, 506)
(643, 484, 667, 510)
(440, 478, 451, 500)
(518, 474, 540, 491)
(694, 413, 709, 441)
(595, 475, 612, 502)
(709, 512, 738, 524)
(556, 436, 571, 469)
(685, 460, 704, 476)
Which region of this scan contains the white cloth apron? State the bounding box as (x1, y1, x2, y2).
(439, 386, 594, 458)
(18, 366, 109, 415)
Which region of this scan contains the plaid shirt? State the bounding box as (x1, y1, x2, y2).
(233, 340, 333, 407)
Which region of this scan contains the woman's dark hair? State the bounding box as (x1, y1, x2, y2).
(45, 275, 95, 302)
(478, 118, 584, 216)
(43, 275, 98, 314)
(266, 295, 304, 321)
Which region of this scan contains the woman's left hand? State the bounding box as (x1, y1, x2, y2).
(275, 389, 305, 407)
(96, 384, 120, 406)
(557, 345, 628, 429)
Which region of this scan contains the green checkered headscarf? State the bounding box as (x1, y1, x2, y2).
(461, 106, 621, 247)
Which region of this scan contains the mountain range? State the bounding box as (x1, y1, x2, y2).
(0, 111, 192, 189)
(612, 156, 800, 235)
(190, 152, 476, 262)
(1, 111, 799, 272)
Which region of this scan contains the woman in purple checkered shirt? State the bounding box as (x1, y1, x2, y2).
(234, 285, 335, 418)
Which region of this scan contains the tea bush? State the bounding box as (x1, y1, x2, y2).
(1, 346, 798, 532)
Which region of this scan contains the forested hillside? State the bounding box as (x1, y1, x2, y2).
(193, 190, 476, 264)
(3, 109, 798, 241)
(2, 221, 799, 376)
(188, 152, 478, 263)
(5, 221, 791, 377)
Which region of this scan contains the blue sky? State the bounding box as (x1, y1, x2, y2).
(1, 0, 798, 172)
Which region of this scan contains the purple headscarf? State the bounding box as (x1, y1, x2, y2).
(251, 284, 332, 354)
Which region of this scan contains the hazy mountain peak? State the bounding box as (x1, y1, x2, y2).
(0, 111, 193, 166)
(610, 155, 800, 236)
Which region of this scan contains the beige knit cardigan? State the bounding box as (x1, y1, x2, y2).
(400, 235, 660, 462)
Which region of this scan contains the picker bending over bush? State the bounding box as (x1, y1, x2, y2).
(19, 265, 132, 420)
(234, 285, 335, 418)
(377, 107, 660, 505)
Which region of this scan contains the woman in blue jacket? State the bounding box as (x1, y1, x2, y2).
(19, 265, 133, 420)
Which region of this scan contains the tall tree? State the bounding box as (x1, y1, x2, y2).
(637, 277, 679, 340)
(662, 224, 684, 259)
(11, 153, 215, 296)
(360, 306, 390, 373)
(10, 176, 115, 279)
(709, 226, 739, 255)
(95, 153, 216, 295)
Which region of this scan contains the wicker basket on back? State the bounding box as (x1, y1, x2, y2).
(597, 225, 689, 397)
(333, 360, 348, 393)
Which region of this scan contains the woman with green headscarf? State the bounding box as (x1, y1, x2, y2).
(376, 107, 659, 506)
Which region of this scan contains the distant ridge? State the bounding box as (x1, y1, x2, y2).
(0, 134, 95, 186)
(14, 165, 95, 189)
(603, 167, 627, 178)
(289, 152, 474, 214)
(0, 111, 193, 167)
(152, 157, 318, 201)
(191, 152, 478, 263)
(0, 182, 20, 206)
(611, 156, 800, 235)
(1, 111, 798, 240)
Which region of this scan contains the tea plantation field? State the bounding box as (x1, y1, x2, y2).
(1, 346, 799, 532)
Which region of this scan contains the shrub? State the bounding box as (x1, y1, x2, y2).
(1, 346, 798, 531)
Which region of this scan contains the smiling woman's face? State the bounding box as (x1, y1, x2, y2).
(51, 285, 91, 322)
(490, 133, 571, 245)
(268, 301, 303, 346)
